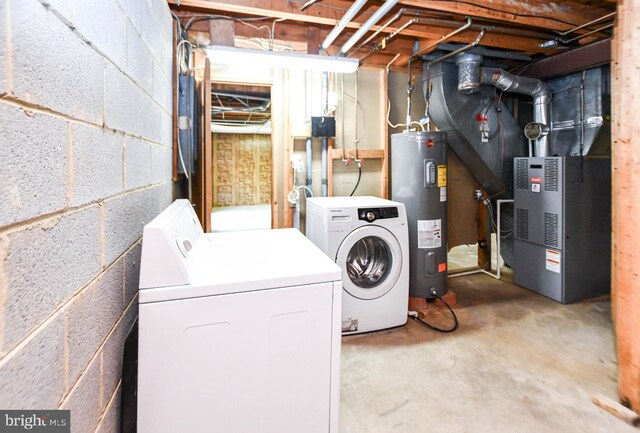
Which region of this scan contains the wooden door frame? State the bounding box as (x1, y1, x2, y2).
(208, 77, 282, 229)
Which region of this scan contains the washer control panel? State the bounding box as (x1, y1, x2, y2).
(358, 207, 399, 223)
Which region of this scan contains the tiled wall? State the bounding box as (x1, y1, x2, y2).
(0, 0, 174, 431)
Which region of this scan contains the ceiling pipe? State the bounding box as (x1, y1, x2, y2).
(557, 11, 616, 36)
(409, 17, 472, 61)
(338, 0, 400, 56)
(321, 0, 369, 51)
(425, 29, 485, 68)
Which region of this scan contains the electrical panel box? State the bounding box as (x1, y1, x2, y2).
(311, 117, 336, 138)
(513, 156, 611, 303)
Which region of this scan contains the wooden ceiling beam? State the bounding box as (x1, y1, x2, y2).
(169, 0, 611, 33)
(396, 0, 610, 32)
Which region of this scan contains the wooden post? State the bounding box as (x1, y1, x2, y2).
(612, 1, 640, 413)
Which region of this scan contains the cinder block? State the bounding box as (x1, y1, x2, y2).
(124, 241, 142, 306)
(160, 35, 173, 84)
(0, 1, 6, 95)
(11, 0, 104, 123)
(61, 354, 102, 433)
(104, 62, 139, 137)
(102, 188, 158, 266)
(0, 314, 65, 409)
(126, 20, 153, 95)
(144, 100, 163, 145)
(101, 298, 137, 407)
(1, 206, 101, 351)
(160, 110, 173, 148)
(150, 144, 172, 185)
(124, 136, 151, 190)
(139, 0, 162, 63)
(105, 62, 161, 141)
(148, 0, 173, 43)
(116, 0, 142, 38)
(65, 259, 124, 386)
(96, 385, 121, 433)
(152, 59, 172, 113)
(71, 124, 123, 207)
(0, 103, 68, 226)
(159, 180, 174, 211)
(73, 0, 127, 70)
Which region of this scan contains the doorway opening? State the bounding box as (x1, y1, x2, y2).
(210, 82, 273, 232)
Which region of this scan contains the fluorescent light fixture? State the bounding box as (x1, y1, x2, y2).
(205, 45, 359, 74)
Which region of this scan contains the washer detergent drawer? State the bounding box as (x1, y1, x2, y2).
(138, 282, 340, 433)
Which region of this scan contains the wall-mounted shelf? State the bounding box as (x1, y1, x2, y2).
(329, 149, 385, 159)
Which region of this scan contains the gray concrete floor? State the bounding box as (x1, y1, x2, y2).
(339, 267, 632, 433)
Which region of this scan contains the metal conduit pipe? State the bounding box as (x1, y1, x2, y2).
(456, 53, 552, 156)
(338, 0, 400, 56)
(410, 17, 472, 61)
(321, 71, 329, 196)
(306, 137, 313, 192)
(306, 71, 313, 194)
(321, 0, 369, 51)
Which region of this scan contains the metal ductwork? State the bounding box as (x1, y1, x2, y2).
(428, 60, 525, 198)
(456, 53, 552, 157)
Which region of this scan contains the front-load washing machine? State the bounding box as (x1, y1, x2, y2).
(306, 196, 409, 334)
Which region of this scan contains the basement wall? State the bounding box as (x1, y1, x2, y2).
(0, 0, 174, 431)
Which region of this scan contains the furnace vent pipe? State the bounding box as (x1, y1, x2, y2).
(456, 53, 551, 156)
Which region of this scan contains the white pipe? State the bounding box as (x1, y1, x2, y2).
(448, 199, 513, 280)
(449, 269, 498, 279)
(338, 0, 400, 56)
(495, 199, 513, 280)
(321, 0, 369, 51)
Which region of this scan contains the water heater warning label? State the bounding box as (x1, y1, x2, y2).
(437, 165, 447, 187)
(545, 249, 561, 273)
(418, 219, 442, 249)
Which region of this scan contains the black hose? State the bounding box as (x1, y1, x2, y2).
(349, 165, 362, 196)
(411, 295, 459, 333)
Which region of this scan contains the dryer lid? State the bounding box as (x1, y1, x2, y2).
(140, 229, 341, 303)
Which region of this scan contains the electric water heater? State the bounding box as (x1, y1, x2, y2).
(391, 131, 448, 298)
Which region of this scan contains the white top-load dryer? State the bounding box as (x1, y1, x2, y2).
(306, 196, 409, 334)
(137, 200, 342, 433)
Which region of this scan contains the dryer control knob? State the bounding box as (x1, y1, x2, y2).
(366, 211, 376, 222)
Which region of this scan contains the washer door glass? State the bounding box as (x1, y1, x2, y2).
(336, 225, 402, 300)
(346, 236, 392, 289)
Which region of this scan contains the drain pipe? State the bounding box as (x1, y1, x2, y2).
(338, 0, 400, 56)
(456, 53, 552, 156)
(321, 0, 369, 51)
(321, 71, 329, 196)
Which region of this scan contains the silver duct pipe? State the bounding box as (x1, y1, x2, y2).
(456, 53, 551, 156)
(321, 0, 369, 51)
(338, 0, 400, 56)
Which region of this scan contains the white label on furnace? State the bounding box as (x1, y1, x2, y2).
(440, 187, 447, 202)
(545, 249, 561, 273)
(418, 219, 442, 249)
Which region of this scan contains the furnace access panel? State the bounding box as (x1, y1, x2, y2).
(513, 156, 611, 303)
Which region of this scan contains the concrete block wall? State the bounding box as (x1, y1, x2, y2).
(0, 0, 174, 431)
